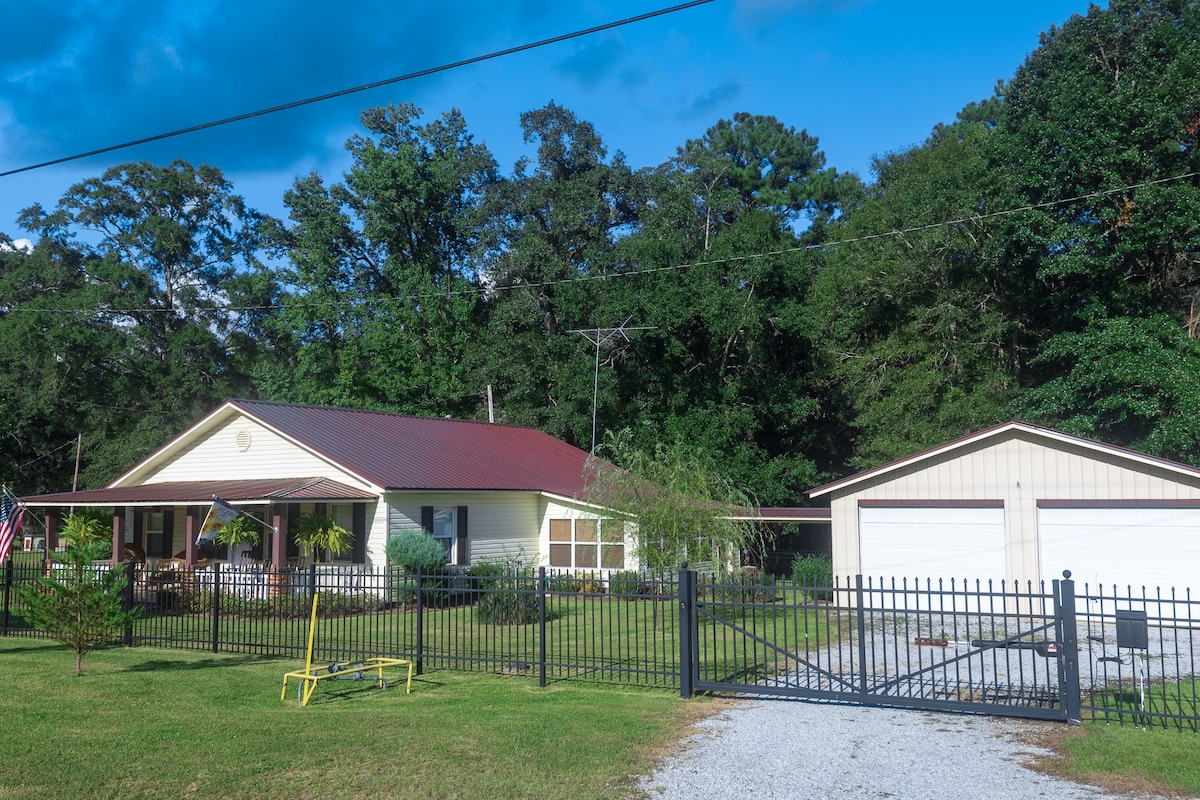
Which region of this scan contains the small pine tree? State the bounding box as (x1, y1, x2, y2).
(18, 542, 141, 676)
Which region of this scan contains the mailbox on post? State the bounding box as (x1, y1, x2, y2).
(1115, 609, 1149, 650)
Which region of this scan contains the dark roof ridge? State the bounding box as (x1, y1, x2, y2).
(228, 397, 550, 434)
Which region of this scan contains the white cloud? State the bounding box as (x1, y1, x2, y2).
(0, 238, 34, 253)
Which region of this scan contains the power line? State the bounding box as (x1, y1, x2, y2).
(5, 167, 1198, 317)
(0, 0, 717, 179)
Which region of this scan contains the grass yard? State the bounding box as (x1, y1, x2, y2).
(0, 637, 718, 800)
(1030, 723, 1200, 798)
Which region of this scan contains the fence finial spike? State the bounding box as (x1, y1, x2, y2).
(1062, 569, 1072, 579)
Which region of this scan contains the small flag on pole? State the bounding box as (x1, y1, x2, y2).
(196, 498, 242, 546)
(1, 487, 27, 566)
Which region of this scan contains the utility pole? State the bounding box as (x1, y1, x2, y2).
(570, 318, 655, 455)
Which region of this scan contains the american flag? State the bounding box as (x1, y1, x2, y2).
(0, 488, 27, 566)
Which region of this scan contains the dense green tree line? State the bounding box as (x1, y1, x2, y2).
(2, 0, 1198, 503)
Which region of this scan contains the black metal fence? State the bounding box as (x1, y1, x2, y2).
(1076, 581, 1200, 732)
(2, 559, 1197, 730)
(2, 560, 681, 688)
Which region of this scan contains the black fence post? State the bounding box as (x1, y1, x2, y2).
(1056, 571, 1082, 725)
(855, 574, 869, 702)
(2, 557, 13, 635)
(414, 567, 424, 676)
(211, 562, 222, 654)
(122, 561, 135, 647)
(679, 568, 695, 698)
(538, 566, 547, 688)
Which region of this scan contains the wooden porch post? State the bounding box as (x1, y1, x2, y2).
(185, 506, 199, 566)
(44, 511, 59, 565)
(111, 507, 124, 566)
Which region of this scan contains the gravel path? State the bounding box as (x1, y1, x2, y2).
(637, 699, 1191, 800)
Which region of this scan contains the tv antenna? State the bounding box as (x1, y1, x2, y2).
(570, 317, 656, 455)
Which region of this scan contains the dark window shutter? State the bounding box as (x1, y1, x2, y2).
(132, 510, 144, 548)
(456, 506, 468, 565)
(286, 504, 301, 558)
(352, 504, 367, 564)
(421, 506, 434, 536)
(315, 503, 326, 516)
(161, 508, 175, 558)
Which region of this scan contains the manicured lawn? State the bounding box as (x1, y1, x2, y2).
(0, 637, 717, 800)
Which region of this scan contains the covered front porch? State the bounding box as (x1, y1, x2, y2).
(22, 477, 378, 571)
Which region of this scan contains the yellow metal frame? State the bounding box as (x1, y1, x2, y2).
(280, 593, 413, 706)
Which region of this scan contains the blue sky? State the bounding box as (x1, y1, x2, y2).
(1, 0, 1098, 244)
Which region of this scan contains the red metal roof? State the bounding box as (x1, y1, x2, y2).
(25, 477, 376, 507)
(228, 399, 596, 497)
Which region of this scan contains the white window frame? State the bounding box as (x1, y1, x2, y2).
(433, 507, 457, 565)
(549, 518, 625, 570)
(145, 511, 165, 558)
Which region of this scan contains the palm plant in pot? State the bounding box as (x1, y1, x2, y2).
(214, 516, 261, 560)
(294, 513, 352, 563)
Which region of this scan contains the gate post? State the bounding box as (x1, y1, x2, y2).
(414, 566, 424, 676)
(538, 567, 547, 688)
(1055, 571, 1082, 725)
(2, 558, 12, 635)
(855, 574, 869, 702)
(679, 568, 696, 698)
(211, 561, 222, 654)
(122, 561, 135, 647)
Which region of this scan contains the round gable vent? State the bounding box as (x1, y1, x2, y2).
(235, 429, 252, 452)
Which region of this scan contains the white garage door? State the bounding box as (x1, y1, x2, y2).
(1039, 506, 1200, 595)
(859, 506, 1007, 588)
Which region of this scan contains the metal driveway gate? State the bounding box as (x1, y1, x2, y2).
(679, 569, 1081, 723)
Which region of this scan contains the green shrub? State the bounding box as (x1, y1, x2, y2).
(548, 573, 578, 593)
(466, 560, 511, 583)
(475, 590, 539, 625)
(468, 561, 539, 624)
(386, 565, 452, 608)
(177, 587, 213, 614)
(572, 572, 603, 594)
(708, 571, 778, 603)
(606, 570, 645, 595)
(791, 555, 832, 601)
(386, 532, 449, 571)
(155, 588, 179, 612)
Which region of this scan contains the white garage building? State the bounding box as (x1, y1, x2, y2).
(808, 421, 1200, 595)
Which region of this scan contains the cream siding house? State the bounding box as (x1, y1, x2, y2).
(809, 421, 1200, 594)
(25, 399, 634, 573)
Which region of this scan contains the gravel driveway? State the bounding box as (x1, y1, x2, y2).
(637, 699, 1191, 800)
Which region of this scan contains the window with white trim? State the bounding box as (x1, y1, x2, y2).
(432, 508, 456, 564)
(549, 518, 624, 569)
(146, 512, 165, 558)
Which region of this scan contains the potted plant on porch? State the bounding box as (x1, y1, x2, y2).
(294, 513, 352, 564)
(214, 516, 261, 565)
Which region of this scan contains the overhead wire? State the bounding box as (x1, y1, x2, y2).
(0, 0, 716, 178)
(4, 167, 1198, 318)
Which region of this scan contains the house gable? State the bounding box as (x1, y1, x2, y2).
(115, 406, 376, 492)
